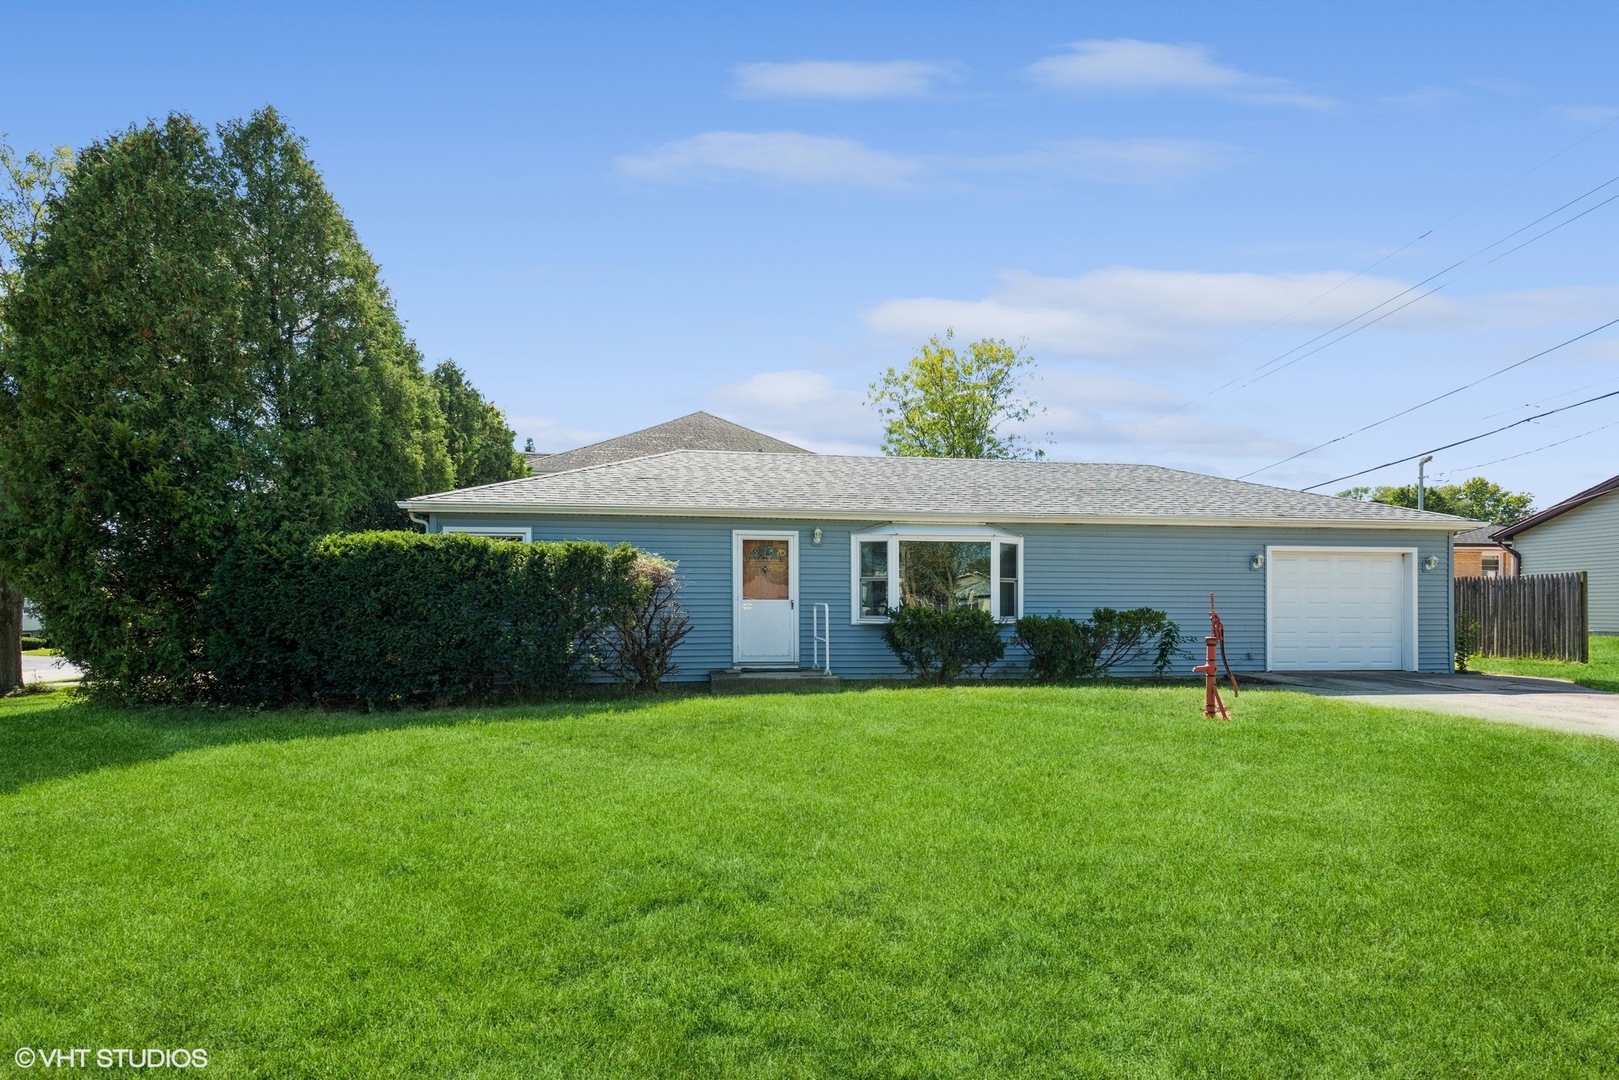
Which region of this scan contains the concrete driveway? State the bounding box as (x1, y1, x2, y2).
(1249, 670, 1619, 741)
(22, 653, 82, 685)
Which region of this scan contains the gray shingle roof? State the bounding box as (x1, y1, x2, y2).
(404, 450, 1477, 529)
(524, 412, 808, 474)
(1454, 525, 1506, 545)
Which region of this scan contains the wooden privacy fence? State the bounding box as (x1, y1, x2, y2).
(1455, 571, 1588, 662)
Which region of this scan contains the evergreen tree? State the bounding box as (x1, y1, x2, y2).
(430, 360, 527, 488)
(0, 110, 455, 700)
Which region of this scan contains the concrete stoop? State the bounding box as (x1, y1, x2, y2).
(709, 668, 843, 694)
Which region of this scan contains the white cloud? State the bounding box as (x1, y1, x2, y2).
(707, 369, 879, 454)
(866, 266, 1452, 360)
(1026, 39, 1331, 108)
(733, 60, 953, 101)
(1379, 85, 1467, 111)
(1554, 104, 1619, 125)
(619, 133, 1235, 190)
(616, 131, 919, 188)
(507, 417, 612, 454)
(965, 138, 1239, 186)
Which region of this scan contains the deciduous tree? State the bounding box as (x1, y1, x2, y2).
(1339, 477, 1534, 525)
(0, 138, 73, 692)
(868, 330, 1043, 459)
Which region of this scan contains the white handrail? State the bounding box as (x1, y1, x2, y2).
(811, 602, 832, 675)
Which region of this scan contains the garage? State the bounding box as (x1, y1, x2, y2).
(1267, 548, 1416, 671)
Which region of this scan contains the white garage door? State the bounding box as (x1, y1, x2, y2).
(1269, 551, 1410, 670)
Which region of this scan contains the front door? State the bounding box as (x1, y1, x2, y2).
(734, 532, 798, 666)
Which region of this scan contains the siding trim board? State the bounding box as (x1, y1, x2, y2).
(427, 513, 1456, 680)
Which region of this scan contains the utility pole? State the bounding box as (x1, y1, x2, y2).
(1418, 455, 1434, 511)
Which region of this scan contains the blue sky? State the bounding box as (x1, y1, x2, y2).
(9, 2, 1619, 509)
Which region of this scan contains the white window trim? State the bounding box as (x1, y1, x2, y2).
(851, 528, 1023, 625)
(442, 525, 534, 542)
(1264, 545, 1420, 672)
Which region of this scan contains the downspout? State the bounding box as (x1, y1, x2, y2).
(408, 512, 431, 532)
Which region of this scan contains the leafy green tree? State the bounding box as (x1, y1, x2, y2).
(430, 360, 528, 488)
(869, 330, 1043, 459)
(1338, 477, 1534, 525)
(0, 138, 72, 692)
(0, 110, 455, 701)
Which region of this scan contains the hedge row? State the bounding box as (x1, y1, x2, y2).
(207, 532, 640, 707)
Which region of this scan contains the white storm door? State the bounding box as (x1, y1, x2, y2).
(1269, 550, 1410, 670)
(733, 532, 798, 666)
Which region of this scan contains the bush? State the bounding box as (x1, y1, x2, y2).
(881, 605, 1006, 684)
(207, 532, 640, 707)
(1015, 608, 1184, 681)
(20, 636, 49, 652)
(594, 555, 693, 692)
(1013, 615, 1094, 682)
(1455, 618, 1479, 673)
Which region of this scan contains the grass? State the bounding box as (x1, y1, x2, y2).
(1470, 634, 1619, 693)
(3, 686, 1619, 1078)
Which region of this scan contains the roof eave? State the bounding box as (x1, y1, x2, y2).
(396, 499, 1474, 530)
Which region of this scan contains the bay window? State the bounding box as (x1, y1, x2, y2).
(851, 528, 1022, 623)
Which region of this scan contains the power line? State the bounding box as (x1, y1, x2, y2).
(1478, 371, 1619, 421)
(1237, 315, 1619, 479)
(1300, 387, 1619, 492)
(1434, 417, 1619, 476)
(1154, 164, 1619, 417)
(1231, 183, 1619, 393)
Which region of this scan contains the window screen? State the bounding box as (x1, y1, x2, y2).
(999, 542, 1018, 618)
(858, 541, 889, 618)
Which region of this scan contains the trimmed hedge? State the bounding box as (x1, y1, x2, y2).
(207, 532, 640, 707)
(881, 605, 1006, 684)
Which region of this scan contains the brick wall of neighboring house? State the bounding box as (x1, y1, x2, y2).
(1454, 547, 1513, 578)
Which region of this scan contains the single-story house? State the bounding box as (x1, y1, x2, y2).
(1495, 473, 1619, 632)
(401, 449, 1472, 679)
(22, 601, 41, 635)
(525, 411, 809, 474)
(1453, 525, 1515, 579)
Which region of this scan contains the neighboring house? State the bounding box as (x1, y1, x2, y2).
(1453, 525, 1515, 579)
(1495, 473, 1619, 632)
(401, 449, 1472, 679)
(21, 601, 41, 634)
(525, 411, 809, 474)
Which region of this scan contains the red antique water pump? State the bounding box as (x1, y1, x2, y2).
(1193, 593, 1240, 720)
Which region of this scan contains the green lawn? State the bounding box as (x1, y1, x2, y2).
(3, 686, 1619, 1078)
(1471, 633, 1619, 693)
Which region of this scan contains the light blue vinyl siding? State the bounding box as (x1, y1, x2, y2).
(1510, 490, 1619, 633)
(431, 514, 1455, 678)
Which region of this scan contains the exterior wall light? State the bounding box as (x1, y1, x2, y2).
(1250, 554, 1265, 571)
(1423, 555, 1439, 572)
(812, 528, 823, 546)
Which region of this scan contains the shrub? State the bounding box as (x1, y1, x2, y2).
(1013, 614, 1094, 682)
(207, 532, 639, 708)
(20, 636, 49, 652)
(1015, 607, 1184, 681)
(1089, 607, 1185, 677)
(1455, 618, 1479, 673)
(882, 605, 1006, 684)
(594, 555, 693, 692)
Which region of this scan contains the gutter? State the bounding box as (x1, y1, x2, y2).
(394, 500, 1480, 532)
